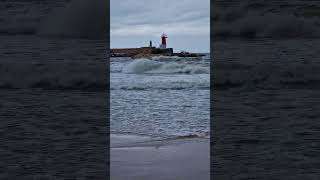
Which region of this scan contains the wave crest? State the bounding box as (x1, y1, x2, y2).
(122, 59, 209, 74)
(0, 62, 107, 91)
(214, 62, 320, 89)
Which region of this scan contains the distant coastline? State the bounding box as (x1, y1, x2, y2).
(110, 47, 205, 59)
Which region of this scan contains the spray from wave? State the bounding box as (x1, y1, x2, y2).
(122, 59, 209, 74)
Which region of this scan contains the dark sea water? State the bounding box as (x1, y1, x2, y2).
(213, 4, 320, 178)
(0, 0, 108, 179)
(0, 35, 108, 179)
(3, 0, 320, 179)
(213, 39, 320, 179)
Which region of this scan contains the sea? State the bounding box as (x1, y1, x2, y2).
(2, 0, 320, 179)
(213, 1, 320, 178)
(0, 0, 108, 179)
(213, 39, 320, 179)
(111, 55, 210, 139)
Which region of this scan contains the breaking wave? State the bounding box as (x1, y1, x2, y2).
(110, 131, 209, 148)
(122, 59, 209, 74)
(0, 62, 107, 91)
(0, 25, 37, 36)
(165, 131, 210, 139)
(214, 62, 320, 89)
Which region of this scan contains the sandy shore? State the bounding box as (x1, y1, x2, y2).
(110, 134, 209, 180)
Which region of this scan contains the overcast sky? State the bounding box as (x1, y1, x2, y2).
(111, 0, 210, 53)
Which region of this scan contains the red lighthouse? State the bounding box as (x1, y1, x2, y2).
(160, 34, 167, 49)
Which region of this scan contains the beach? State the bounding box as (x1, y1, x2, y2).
(111, 134, 209, 180)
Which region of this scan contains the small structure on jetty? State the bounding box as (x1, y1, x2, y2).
(110, 34, 203, 58)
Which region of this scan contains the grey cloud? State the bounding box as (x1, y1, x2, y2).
(111, 0, 209, 52)
(111, 0, 208, 25)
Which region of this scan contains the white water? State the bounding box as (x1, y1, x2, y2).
(0, 36, 106, 91)
(111, 57, 210, 138)
(122, 59, 209, 74)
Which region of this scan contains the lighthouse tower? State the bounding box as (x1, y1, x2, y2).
(159, 34, 167, 49)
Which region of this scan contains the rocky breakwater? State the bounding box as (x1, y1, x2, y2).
(111, 47, 156, 58)
(110, 47, 204, 59)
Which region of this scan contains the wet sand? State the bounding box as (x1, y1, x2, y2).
(110, 134, 209, 180)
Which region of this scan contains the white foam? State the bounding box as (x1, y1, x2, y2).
(0, 61, 107, 91)
(122, 59, 209, 74)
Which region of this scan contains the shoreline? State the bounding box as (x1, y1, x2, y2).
(110, 133, 209, 180)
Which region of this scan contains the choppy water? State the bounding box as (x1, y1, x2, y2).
(213, 39, 320, 179)
(0, 34, 108, 179)
(111, 55, 210, 138)
(0, 0, 109, 178)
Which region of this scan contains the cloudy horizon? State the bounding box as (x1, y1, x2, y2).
(111, 0, 210, 53)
